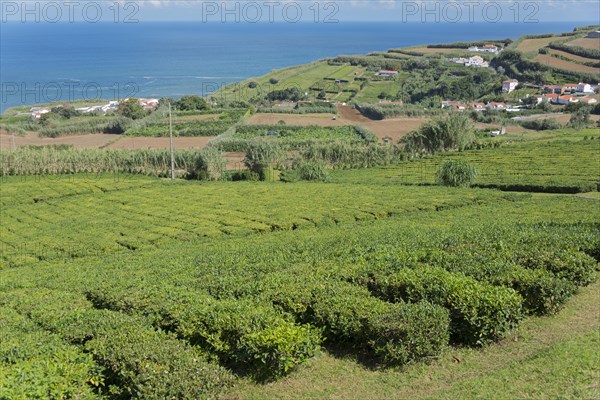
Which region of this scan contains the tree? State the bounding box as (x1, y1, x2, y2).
(243, 140, 284, 181)
(521, 96, 539, 109)
(118, 98, 146, 120)
(269, 78, 279, 85)
(401, 113, 476, 155)
(317, 90, 327, 100)
(248, 81, 258, 88)
(175, 95, 209, 111)
(568, 107, 591, 130)
(437, 160, 478, 187)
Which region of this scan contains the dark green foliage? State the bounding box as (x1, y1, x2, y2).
(117, 98, 147, 120)
(403, 113, 476, 155)
(243, 140, 285, 180)
(248, 81, 258, 88)
(363, 267, 523, 345)
(548, 42, 600, 60)
(85, 285, 321, 381)
(105, 116, 133, 134)
(280, 161, 330, 182)
(520, 118, 562, 131)
(568, 107, 592, 129)
(174, 95, 210, 111)
(0, 289, 234, 399)
(257, 275, 450, 366)
(437, 160, 478, 187)
(266, 87, 303, 102)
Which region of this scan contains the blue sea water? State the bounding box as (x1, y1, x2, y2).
(0, 21, 594, 112)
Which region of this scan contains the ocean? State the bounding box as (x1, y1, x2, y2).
(0, 21, 594, 112)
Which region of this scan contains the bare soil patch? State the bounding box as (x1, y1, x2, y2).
(565, 37, 600, 51)
(534, 54, 599, 73)
(247, 113, 344, 127)
(105, 136, 213, 150)
(0, 132, 121, 149)
(516, 37, 557, 53)
(548, 49, 599, 64)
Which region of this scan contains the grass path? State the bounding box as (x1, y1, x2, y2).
(231, 278, 600, 399)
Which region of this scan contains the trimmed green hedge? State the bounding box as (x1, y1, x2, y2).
(258, 274, 450, 365)
(362, 267, 523, 345)
(85, 284, 321, 381)
(0, 288, 234, 399)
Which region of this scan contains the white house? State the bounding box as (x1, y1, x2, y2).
(30, 107, 50, 119)
(487, 102, 508, 110)
(502, 79, 519, 93)
(377, 70, 399, 77)
(465, 56, 488, 67)
(557, 95, 578, 105)
(579, 97, 598, 104)
(469, 44, 499, 54)
(577, 83, 595, 94)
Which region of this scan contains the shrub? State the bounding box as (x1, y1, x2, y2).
(259, 274, 450, 365)
(248, 81, 258, 88)
(281, 162, 330, 183)
(243, 140, 285, 180)
(520, 118, 561, 131)
(269, 78, 279, 85)
(365, 267, 524, 345)
(437, 159, 478, 187)
(402, 113, 476, 155)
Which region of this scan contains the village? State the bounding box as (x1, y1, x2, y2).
(26, 98, 160, 119)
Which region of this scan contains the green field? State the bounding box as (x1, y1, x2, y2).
(1, 143, 599, 398)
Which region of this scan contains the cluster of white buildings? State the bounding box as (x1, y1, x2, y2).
(468, 44, 499, 54)
(441, 100, 521, 112)
(451, 55, 489, 68)
(27, 98, 160, 119)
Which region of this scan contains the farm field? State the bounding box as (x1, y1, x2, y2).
(2, 24, 600, 400)
(548, 48, 599, 64)
(0, 172, 598, 398)
(247, 111, 428, 141)
(0, 132, 121, 149)
(332, 137, 600, 191)
(564, 37, 600, 50)
(534, 54, 600, 73)
(515, 37, 558, 53)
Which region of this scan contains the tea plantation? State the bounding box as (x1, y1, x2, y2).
(1, 156, 599, 398)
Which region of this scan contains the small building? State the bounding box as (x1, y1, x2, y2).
(543, 85, 562, 94)
(546, 93, 560, 104)
(490, 127, 507, 137)
(587, 31, 600, 39)
(442, 101, 467, 111)
(487, 102, 508, 110)
(470, 102, 486, 111)
(469, 44, 499, 54)
(377, 70, 399, 77)
(579, 97, 598, 104)
(557, 95, 578, 105)
(562, 83, 579, 93)
(465, 56, 488, 67)
(30, 107, 50, 119)
(577, 83, 595, 94)
(502, 79, 519, 93)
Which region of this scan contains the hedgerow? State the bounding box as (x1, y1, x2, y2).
(85, 284, 322, 381)
(0, 288, 234, 399)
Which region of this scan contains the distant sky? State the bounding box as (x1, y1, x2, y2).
(1, 1, 599, 24)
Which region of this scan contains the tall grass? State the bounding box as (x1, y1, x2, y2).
(0, 147, 225, 180)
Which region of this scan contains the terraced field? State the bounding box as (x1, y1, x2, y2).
(1, 173, 598, 398)
(333, 139, 600, 191)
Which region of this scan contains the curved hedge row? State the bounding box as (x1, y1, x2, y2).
(0, 306, 103, 399)
(85, 284, 321, 381)
(360, 266, 523, 345)
(252, 274, 449, 365)
(0, 288, 234, 399)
